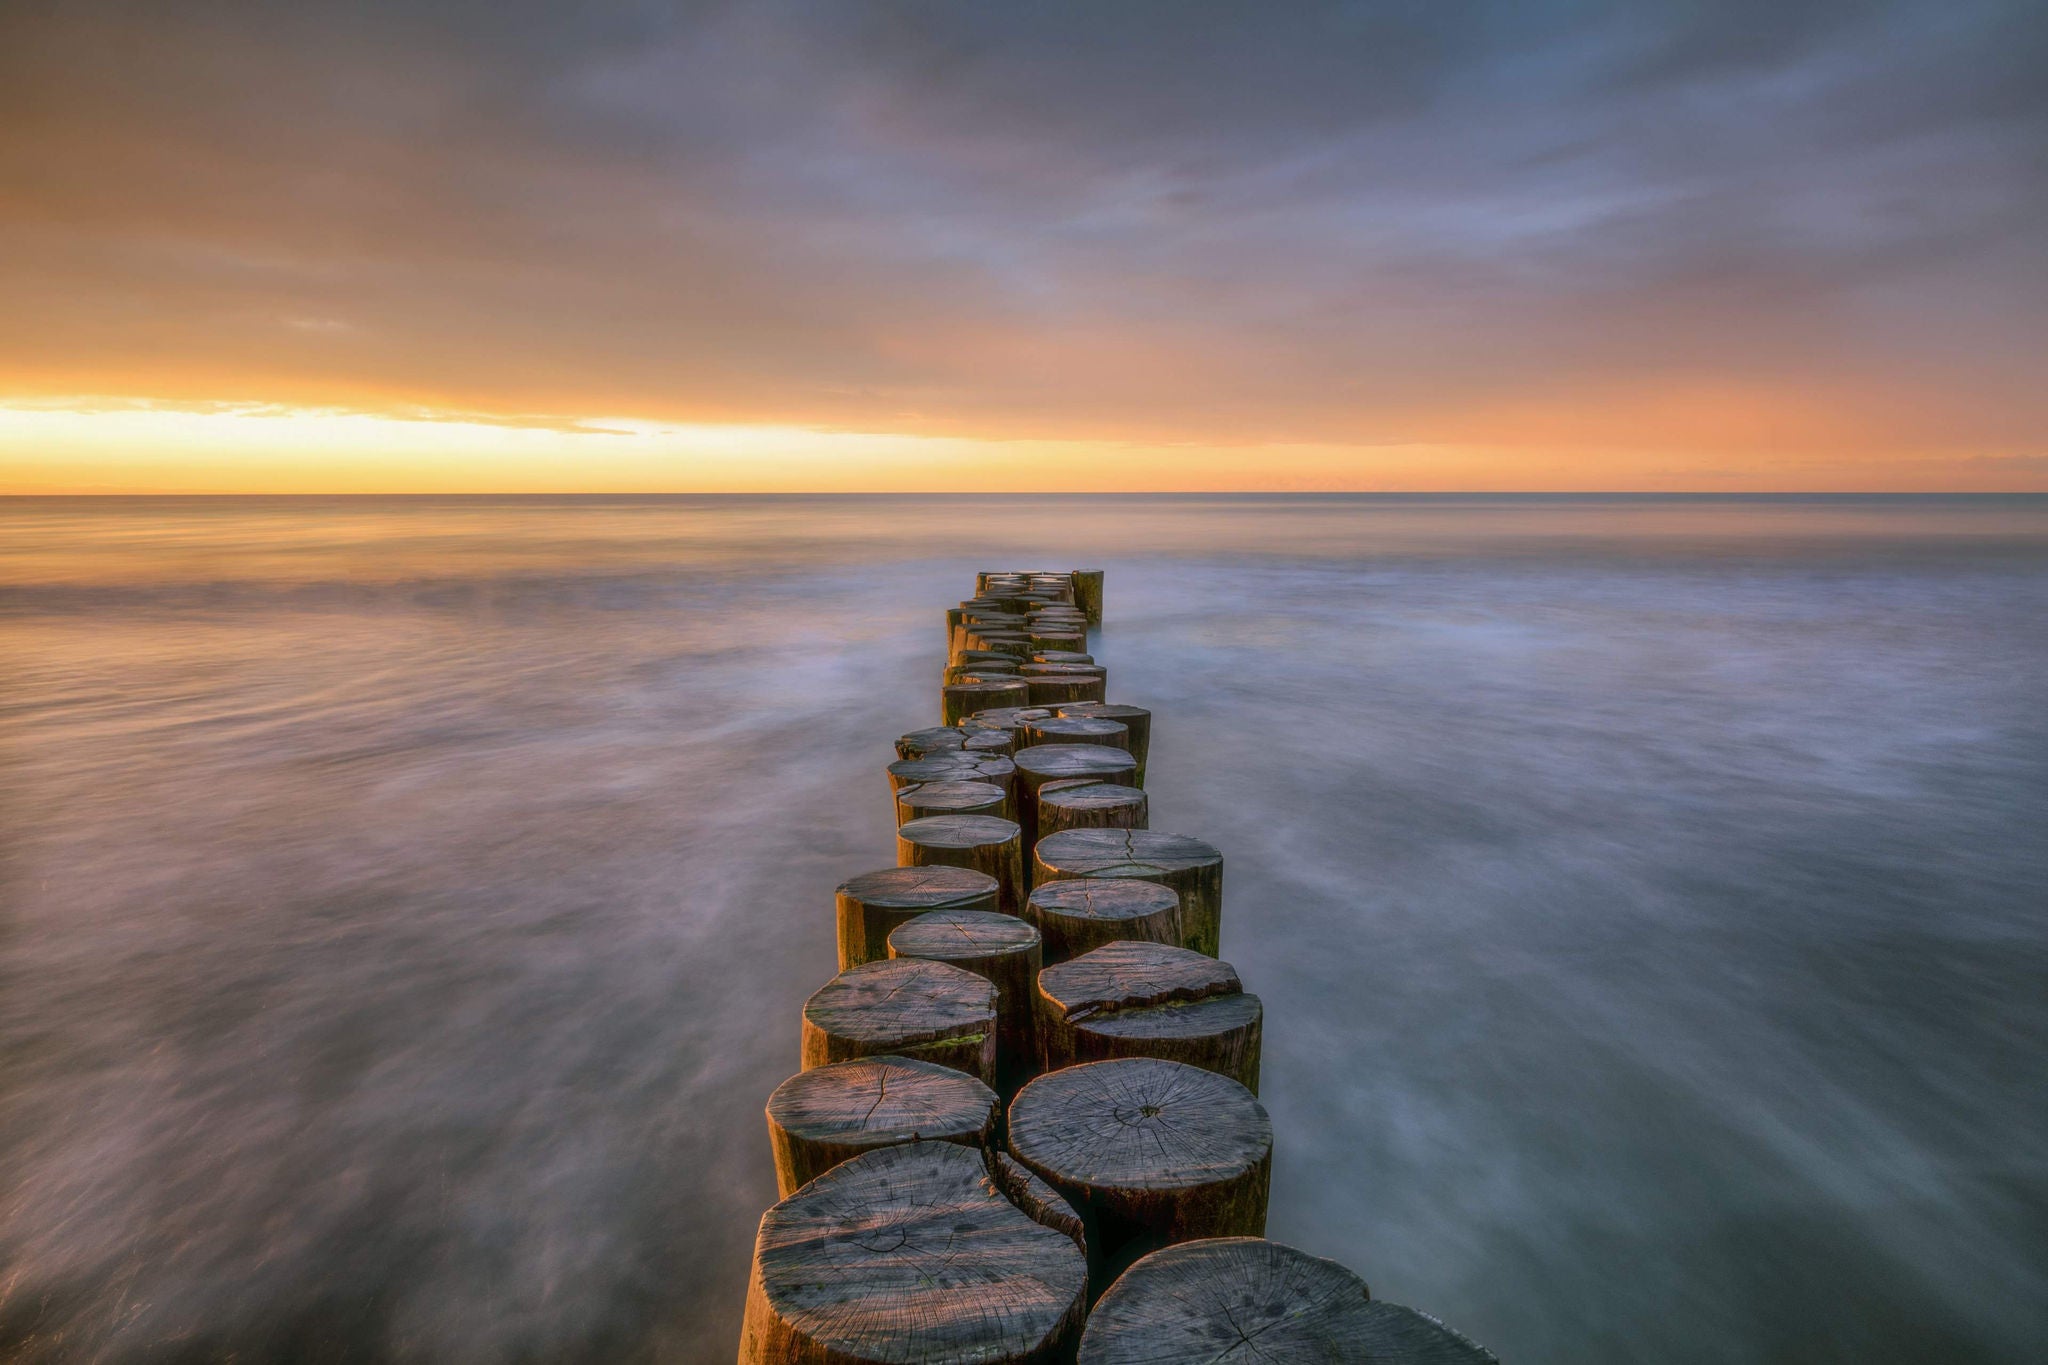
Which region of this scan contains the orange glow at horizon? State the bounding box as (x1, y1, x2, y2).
(2, 390, 2040, 495)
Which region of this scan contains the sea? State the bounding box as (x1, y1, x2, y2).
(2, 494, 2044, 1363)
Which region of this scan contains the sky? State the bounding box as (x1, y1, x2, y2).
(2, 0, 2044, 492)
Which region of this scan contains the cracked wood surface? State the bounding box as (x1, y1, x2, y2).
(1020, 716, 1128, 753)
(835, 866, 1001, 970)
(887, 752, 1016, 796)
(896, 814, 1025, 914)
(1037, 781, 1148, 839)
(1022, 877, 1183, 964)
(740, 1141, 1088, 1364)
(1032, 828, 1225, 957)
(1007, 1058, 1272, 1296)
(1077, 1238, 1499, 1364)
(766, 1056, 999, 1197)
(893, 779, 1009, 826)
(943, 677, 1032, 726)
(1036, 941, 1263, 1090)
(800, 958, 998, 1086)
(1012, 746, 1140, 854)
(1053, 703, 1151, 785)
(887, 910, 1043, 1095)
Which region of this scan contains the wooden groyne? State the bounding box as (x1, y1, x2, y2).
(738, 570, 1498, 1362)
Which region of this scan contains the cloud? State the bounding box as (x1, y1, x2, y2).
(0, 0, 2043, 475)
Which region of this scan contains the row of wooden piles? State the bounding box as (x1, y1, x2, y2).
(738, 571, 1497, 1362)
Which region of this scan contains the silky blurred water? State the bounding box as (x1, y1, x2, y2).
(2, 494, 2045, 1363)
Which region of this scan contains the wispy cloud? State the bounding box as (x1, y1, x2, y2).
(1, 1, 2042, 485)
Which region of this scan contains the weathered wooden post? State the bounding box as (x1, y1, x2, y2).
(1026, 621, 1090, 651)
(1036, 940, 1263, 1091)
(835, 865, 1000, 969)
(1022, 877, 1182, 963)
(1011, 744, 1138, 856)
(893, 779, 1008, 825)
(1038, 781, 1148, 837)
(740, 1142, 1088, 1364)
(764, 1055, 998, 1197)
(1070, 570, 1104, 625)
(1022, 670, 1105, 707)
(1055, 702, 1151, 785)
(943, 677, 1030, 725)
(1007, 1057, 1272, 1296)
(800, 957, 998, 1085)
(896, 813, 1026, 913)
(895, 725, 1010, 761)
(887, 752, 1017, 817)
(965, 705, 1055, 752)
(1077, 1238, 1499, 1363)
(1021, 714, 1128, 752)
(943, 661, 1019, 684)
(887, 909, 1042, 1094)
(1033, 828, 1224, 956)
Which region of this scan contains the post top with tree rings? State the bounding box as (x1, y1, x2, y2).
(888, 908, 1040, 966)
(1040, 781, 1144, 813)
(764, 1055, 997, 1180)
(969, 705, 1055, 731)
(1032, 650, 1095, 664)
(1013, 744, 1138, 786)
(741, 1141, 1087, 1364)
(1055, 701, 1148, 723)
(1019, 661, 1104, 677)
(945, 679, 1031, 713)
(1023, 716, 1128, 750)
(887, 752, 1015, 791)
(836, 865, 999, 911)
(1078, 1238, 1500, 1364)
(1040, 940, 1240, 1021)
(896, 780, 1006, 818)
(1035, 828, 1219, 878)
(801, 957, 995, 1050)
(1024, 878, 1181, 955)
(1008, 1058, 1271, 1195)
(897, 812, 1020, 850)
(896, 726, 967, 760)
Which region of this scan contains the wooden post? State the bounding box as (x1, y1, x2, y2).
(1022, 877, 1182, 963)
(894, 779, 1008, 825)
(1021, 714, 1128, 752)
(740, 1142, 1087, 1364)
(1071, 570, 1104, 625)
(887, 909, 1042, 1094)
(1033, 828, 1224, 956)
(1038, 781, 1148, 838)
(964, 705, 1055, 751)
(1077, 1238, 1499, 1363)
(1011, 745, 1139, 856)
(895, 726, 966, 761)
(1024, 673, 1106, 707)
(897, 813, 1026, 913)
(887, 753, 1017, 814)
(764, 1055, 998, 1197)
(1036, 940, 1263, 1092)
(835, 866, 1000, 969)
(800, 957, 997, 1085)
(944, 677, 1030, 726)
(944, 661, 1019, 684)
(1055, 702, 1151, 785)
(1007, 1057, 1272, 1297)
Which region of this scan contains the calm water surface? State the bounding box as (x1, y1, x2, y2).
(2, 495, 2044, 1362)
